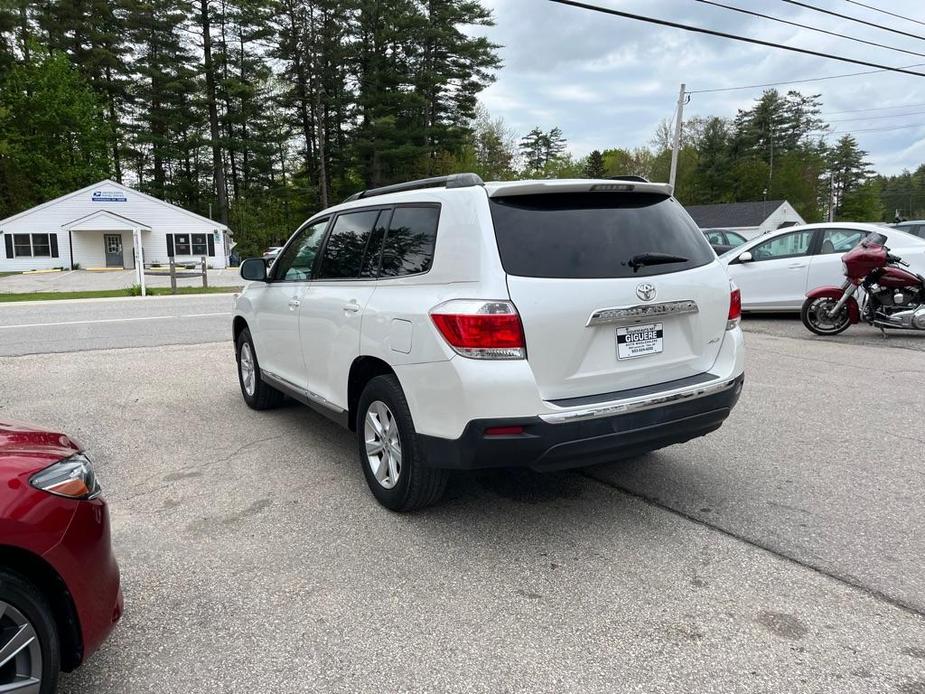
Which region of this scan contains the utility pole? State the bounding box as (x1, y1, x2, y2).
(828, 174, 836, 222)
(669, 83, 686, 191)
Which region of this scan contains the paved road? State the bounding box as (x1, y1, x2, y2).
(1, 300, 923, 692)
(0, 295, 233, 356)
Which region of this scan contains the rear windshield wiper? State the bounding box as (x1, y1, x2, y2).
(627, 253, 689, 272)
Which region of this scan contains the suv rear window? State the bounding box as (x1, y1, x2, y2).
(489, 193, 715, 279)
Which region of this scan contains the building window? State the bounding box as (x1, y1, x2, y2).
(191, 234, 208, 256)
(12, 233, 52, 257)
(174, 234, 191, 255)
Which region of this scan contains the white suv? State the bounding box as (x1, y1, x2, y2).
(233, 174, 745, 511)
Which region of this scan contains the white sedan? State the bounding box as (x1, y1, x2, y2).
(719, 223, 925, 311)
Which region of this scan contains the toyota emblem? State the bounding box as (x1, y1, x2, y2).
(636, 283, 657, 301)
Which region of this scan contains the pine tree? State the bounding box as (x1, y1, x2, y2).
(829, 135, 875, 219)
(584, 150, 605, 178)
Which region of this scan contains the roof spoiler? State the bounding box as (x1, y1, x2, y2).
(607, 175, 649, 182)
(344, 173, 484, 203)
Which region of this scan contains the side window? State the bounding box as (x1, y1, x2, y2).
(750, 230, 814, 261)
(725, 231, 747, 246)
(317, 210, 381, 280)
(379, 206, 440, 277)
(819, 228, 868, 254)
(358, 210, 391, 278)
(704, 231, 724, 245)
(274, 218, 329, 281)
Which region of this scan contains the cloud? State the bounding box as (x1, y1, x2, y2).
(475, 0, 925, 174)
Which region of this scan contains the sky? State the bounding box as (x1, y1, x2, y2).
(475, 0, 925, 175)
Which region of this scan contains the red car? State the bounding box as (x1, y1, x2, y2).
(0, 421, 122, 693)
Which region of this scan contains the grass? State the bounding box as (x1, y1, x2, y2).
(0, 272, 19, 278)
(0, 285, 241, 303)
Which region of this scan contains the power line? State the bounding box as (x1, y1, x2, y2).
(824, 109, 925, 123)
(547, 0, 925, 78)
(825, 102, 925, 115)
(839, 0, 925, 29)
(687, 63, 925, 93)
(779, 0, 925, 44)
(820, 123, 925, 135)
(697, 0, 925, 60)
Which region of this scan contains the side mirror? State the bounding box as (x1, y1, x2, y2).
(240, 257, 268, 282)
(737, 251, 753, 263)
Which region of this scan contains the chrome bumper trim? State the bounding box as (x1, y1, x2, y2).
(586, 300, 699, 327)
(539, 375, 740, 424)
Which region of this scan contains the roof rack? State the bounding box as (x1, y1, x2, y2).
(344, 173, 484, 203)
(607, 175, 649, 183)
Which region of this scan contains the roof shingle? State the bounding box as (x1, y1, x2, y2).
(685, 200, 786, 229)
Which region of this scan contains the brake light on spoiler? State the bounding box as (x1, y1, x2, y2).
(430, 300, 526, 360)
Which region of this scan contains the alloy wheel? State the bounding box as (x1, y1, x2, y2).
(364, 400, 402, 489)
(240, 342, 256, 396)
(0, 600, 42, 694)
(806, 298, 849, 334)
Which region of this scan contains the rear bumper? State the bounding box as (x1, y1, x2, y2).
(419, 374, 744, 471)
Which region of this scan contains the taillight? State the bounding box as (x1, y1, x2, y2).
(727, 285, 742, 330)
(430, 299, 525, 359)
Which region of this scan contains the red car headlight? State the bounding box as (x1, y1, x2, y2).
(30, 453, 101, 500)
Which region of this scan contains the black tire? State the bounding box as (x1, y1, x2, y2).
(0, 569, 60, 694)
(356, 375, 448, 512)
(236, 328, 285, 410)
(800, 296, 851, 336)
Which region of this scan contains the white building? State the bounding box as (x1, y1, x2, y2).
(0, 180, 230, 272)
(685, 200, 806, 240)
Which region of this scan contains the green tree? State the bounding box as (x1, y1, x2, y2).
(584, 149, 605, 178)
(0, 51, 110, 218)
(828, 134, 874, 219)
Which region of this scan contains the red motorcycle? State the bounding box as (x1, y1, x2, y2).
(802, 233, 925, 335)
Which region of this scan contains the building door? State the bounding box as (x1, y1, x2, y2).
(104, 234, 123, 267)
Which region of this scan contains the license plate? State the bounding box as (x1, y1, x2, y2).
(617, 323, 663, 359)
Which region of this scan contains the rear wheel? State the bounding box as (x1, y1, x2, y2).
(801, 296, 852, 336)
(236, 328, 285, 410)
(0, 569, 59, 694)
(356, 375, 448, 512)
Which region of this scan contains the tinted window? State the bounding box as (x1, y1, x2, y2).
(750, 230, 814, 261)
(489, 193, 715, 279)
(359, 210, 391, 278)
(380, 206, 440, 277)
(275, 218, 328, 281)
(819, 228, 869, 254)
(317, 210, 381, 279)
(704, 230, 725, 245)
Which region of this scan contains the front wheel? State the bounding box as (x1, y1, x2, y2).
(801, 296, 852, 336)
(356, 375, 448, 512)
(0, 569, 60, 694)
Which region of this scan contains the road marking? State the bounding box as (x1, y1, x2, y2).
(0, 312, 228, 330)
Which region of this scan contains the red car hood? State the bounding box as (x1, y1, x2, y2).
(0, 420, 82, 474)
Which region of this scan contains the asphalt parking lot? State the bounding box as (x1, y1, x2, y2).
(1, 298, 924, 693)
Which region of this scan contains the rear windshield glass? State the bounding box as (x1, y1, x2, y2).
(489, 193, 715, 279)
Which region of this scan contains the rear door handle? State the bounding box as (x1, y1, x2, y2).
(288, 299, 301, 311)
(787, 263, 807, 269)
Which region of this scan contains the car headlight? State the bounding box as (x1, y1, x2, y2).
(30, 453, 101, 500)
